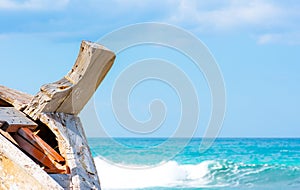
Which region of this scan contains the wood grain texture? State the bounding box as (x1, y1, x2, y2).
(24, 41, 115, 120)
(50, 174, 71, 189)
(18, 128, 65, 163)
(0, 134, 63, 190)
(0, 40, 113, 189)
(40, 113, 101, 190)
(0, 85, 33, 110)
(0, 107, 37, 132)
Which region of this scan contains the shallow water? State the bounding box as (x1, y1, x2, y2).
(88, 138, 300, 190)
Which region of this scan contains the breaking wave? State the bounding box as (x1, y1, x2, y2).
(94, 157, 300, 189)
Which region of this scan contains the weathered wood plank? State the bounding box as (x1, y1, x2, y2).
(0, 128, 18, 145)
(0, 40, 112, 189)
(24, 41, 115, 120)
(0, 133, 63, 190)
(50, 174, 71, 189)
(40, 113, 101, 190)
(17, 128, 66, 163)
(0, 85, 33, 110)
(0, 107, 37, 132)
(12, 133, 61, 172)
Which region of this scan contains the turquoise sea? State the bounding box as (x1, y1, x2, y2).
(88, 138, 300, 190)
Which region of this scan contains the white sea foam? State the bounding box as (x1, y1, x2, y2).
(94, 157, 218, 189)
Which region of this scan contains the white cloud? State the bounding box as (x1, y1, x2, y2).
(0, 0, 69, 11)
(168, 0, 283, 31)
(163, 0, 300, 45)
(257, 34, 280, 44)
(258, 33, 300, 45)
(0, 0, 299, 45)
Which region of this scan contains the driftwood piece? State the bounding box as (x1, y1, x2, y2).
(0, 134, 63, 190)
(0, 85, 33, 110)
(0, 107, 38, 132)
(25, 41, 115, 120)
(40, 113, 101, 189)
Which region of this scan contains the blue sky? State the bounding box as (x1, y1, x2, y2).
(0, 0, 299, 138)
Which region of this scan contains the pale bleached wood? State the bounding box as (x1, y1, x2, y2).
(0, 85, 33, 110)
(0, 133, 63, 190)
(0, 40, 113, 189)
(0, 107, 38, 132)
(40, 113, 101, 190)
(24, 41, 115, 120)
(0, 129, 18, 145)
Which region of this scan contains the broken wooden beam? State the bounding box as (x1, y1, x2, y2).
(40, 112, 101, 189)
(0, 133, 64, 190)
(0, 85, 33, 110)
(24, 41, 116, 120)
(12, 133, 65, 173)
(17, 128, 66, 164)
(0, 107, 37, 132)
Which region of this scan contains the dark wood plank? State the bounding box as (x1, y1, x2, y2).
(0, 98, 11, 107)
(12, 133, 67, 174)
(17, 128, 65, 163)
(0, 120, 4, 128)
(13, 133, 57, 169)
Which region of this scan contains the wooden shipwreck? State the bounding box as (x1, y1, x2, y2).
(0, 41, 115, 189)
